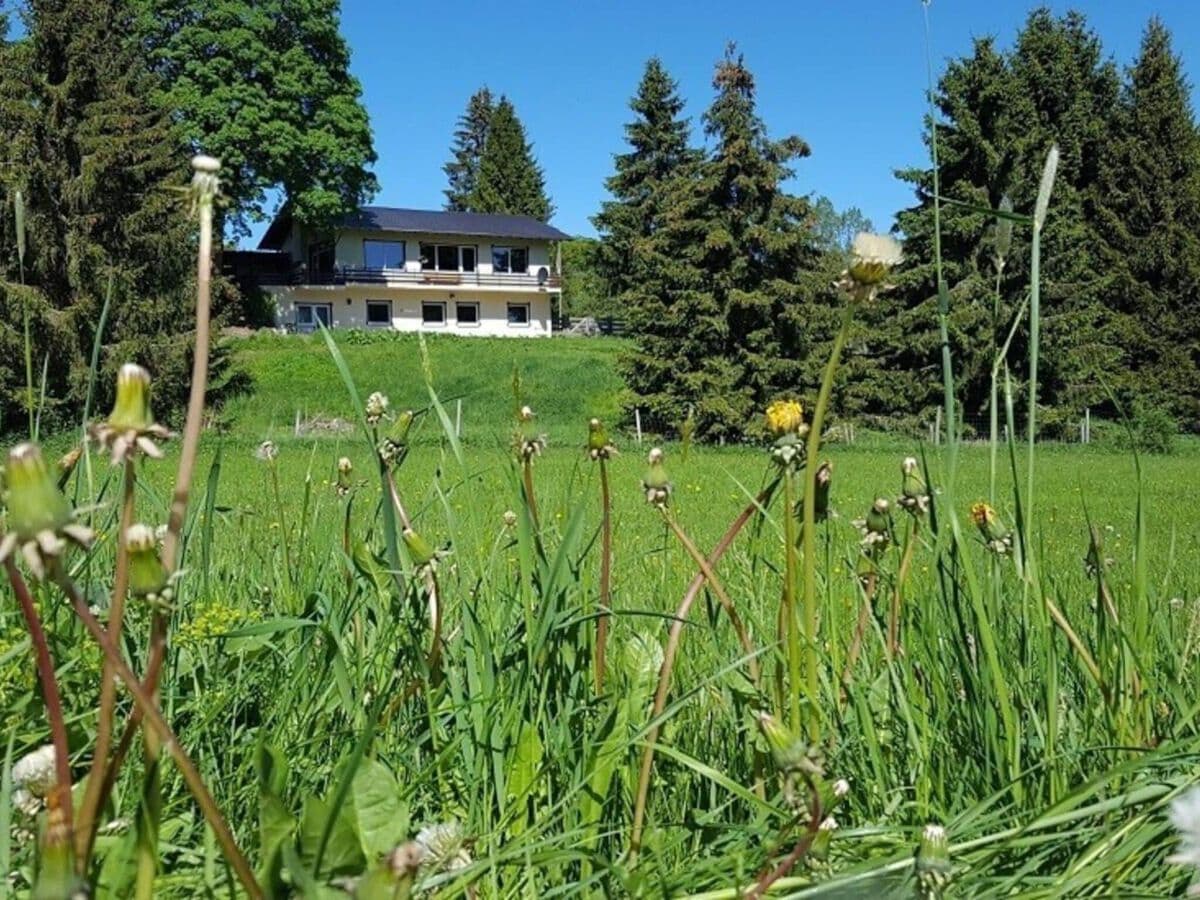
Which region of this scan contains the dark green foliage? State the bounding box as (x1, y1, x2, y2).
(593, 58, 700, 308)
(810, 197, 873, 253)
(0, 0, 235, 430)
(609, 47, 824, 440)
(468, 97, 553, 221)
(134, 0, 378, 237)
(887, 9, 1200, 432)
(559, 237, 613, 318)
(443, 87, 495, 212)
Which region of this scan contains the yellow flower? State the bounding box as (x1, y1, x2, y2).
(765, 400, 804, 438)
(970, 502, 995, 528)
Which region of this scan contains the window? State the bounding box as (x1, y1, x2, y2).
(363, 240, 405, 269)
(308, 243, 334, 278)
(422, 302, 446, 325)
(295, 303, 332, 332)
(492, 246, 529, 274)
(456, 302, 480, 325)
(366, 300, 392, 327)
(420, 243, 477, 271)
(506, 303, 530, 326)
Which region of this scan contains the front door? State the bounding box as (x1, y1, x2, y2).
(295, 303, 332, 332)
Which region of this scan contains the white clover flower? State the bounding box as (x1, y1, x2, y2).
(819, 816, 839, 832)
(255, 440, 278, 462)
(833, 778, 850, 799)
(1169, 788, 1200, 895)
(415, 821, 471, 872)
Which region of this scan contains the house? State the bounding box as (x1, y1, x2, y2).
(247, 206, 571, 336)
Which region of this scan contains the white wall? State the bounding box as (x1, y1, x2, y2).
(268, 285, 556, 337)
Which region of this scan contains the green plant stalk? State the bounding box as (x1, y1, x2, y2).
(781, 466, 801, 731)
(522, 459, 541, 532)
(989, 268, 1002, 504)
(628, 486, 774, 866)
(75, 459, 136, 867)
(50, 570, 263, 900)
(268, 461, 296, 588)
(888, 518, 919, 657)
(594, 457, 612, 694)
(801, 300, 856, 743)
(23, 300, 34, 438)
(4, 562, 72, 838)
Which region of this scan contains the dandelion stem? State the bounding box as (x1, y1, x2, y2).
(781, 467, 801, 732)
(5, 561, 72, 838)
(889, 518, 919, 657)
(801, 300, 856, 743)
(628, 484, 774, 866)
(595, 457, 612, 694)
(76, 458, 135, 866)
(53, 572, 263, 900)
(841, 569, 878, 699)
(522, 460, 540, 532)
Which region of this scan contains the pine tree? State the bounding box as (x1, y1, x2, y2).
(0, 0, 216, 428)
(593, 58, 698, 304)
(443, 87, 495, 211)
(622, 45, 822, 440)
(469, 97, 553, 221)
(1095, 18, 1200, 422)
(887, 9, 1123, 433)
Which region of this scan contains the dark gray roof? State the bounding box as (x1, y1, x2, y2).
(342, 207, 570, 240)
(260, 206, 570, 249)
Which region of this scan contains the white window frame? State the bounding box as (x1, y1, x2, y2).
(295, 302, 332, 333)
(420, 243, 478, 272)
(365, 300, 393, 328)
(506, 302, 531, 328)
(455, 301, 481, 327)
(421, 301, 447, 327)
(492, 246, 529, 274)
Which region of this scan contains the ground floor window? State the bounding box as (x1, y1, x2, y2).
(507, 302, 530, 326)
(455, 301, 480, 325)
(366, 300, 392, 327)
(295, 302, 332, 332)
(422, 301, 447, 325)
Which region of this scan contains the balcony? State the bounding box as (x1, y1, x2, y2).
(253, 264, 561, 290)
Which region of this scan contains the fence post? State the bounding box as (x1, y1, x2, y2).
(634, 408, 643, 445)
(1085, 406, 1091, 444)
(294, 409, 301, 438)
(934, 407, 942, 446)
(455, 398, 462, 438)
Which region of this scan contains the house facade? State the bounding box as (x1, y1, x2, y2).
(250, 207, 570, 337)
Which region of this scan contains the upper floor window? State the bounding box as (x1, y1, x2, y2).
(420, 244, 477, 272)
(492, 246, 528, 274)
(363, 240, 405, 269)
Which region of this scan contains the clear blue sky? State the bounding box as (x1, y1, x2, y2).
(251, 0, 1200, 245)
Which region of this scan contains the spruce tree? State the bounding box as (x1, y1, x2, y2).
(622, 45, 822, 440)
(1096, 18, 1200, 423)
(443, 87, 495, 211)
(0, 0, 212, 427)
(888, 9, 1123, 433)
(593, 58, 698, 304)
(469, 97, 553, 221)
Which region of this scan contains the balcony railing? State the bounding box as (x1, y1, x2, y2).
(254, 265, 561, 290)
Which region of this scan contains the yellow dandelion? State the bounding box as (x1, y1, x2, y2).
(765, 399, 804, 438)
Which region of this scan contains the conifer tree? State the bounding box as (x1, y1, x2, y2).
(1096, 18, 1200, 422)
(469, 97, 553, 221)
(444, 87, 495, 211)
(0, 0, 218, 427)
(621, 45, 822, 440)
(593, 58, 698, 304)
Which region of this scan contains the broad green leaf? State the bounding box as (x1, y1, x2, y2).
(353, 758, 408, 860)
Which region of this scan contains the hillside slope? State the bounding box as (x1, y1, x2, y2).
(221, 331, 630, 444)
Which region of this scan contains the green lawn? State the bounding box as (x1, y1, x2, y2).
(8, 332, 1199, 896)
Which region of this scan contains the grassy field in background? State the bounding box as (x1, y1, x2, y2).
(222, 331, 630, 441)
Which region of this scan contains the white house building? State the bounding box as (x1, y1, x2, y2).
(248, 207, 571, 337)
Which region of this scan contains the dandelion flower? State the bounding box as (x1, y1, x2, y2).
(898, 456, 930, 516)
(642, 447, 670, 508)
(336, 456, 354, 496)
(89, 363, 173, 464)
(415, 821, 471, 872)
(515, 405, 547, 461)
(255, 440, 278, 463)
(365, 391, 390, 425)
(765, 400, 804, 438)
(970, 502, 1013, 555)
(587, 418, 616, 461)
(126, 523, 171, 605)
(11, 744, 56, 816)
(1169, 788, 1200, 895)
(846, 233, 903, 288)
(0, 443, 94, 579)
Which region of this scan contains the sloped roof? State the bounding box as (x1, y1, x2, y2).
(259, 206, 570, 248)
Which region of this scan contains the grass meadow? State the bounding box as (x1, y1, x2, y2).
(8, 327, 1194, 896)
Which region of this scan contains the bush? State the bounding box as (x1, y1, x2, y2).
(1124, 400, 1178, 454)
